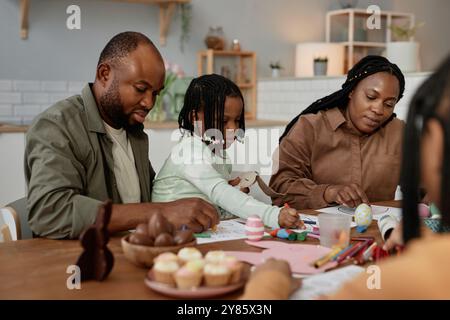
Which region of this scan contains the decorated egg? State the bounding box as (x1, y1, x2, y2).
(430, 202, 441, 218)
(418, 203, 431, 218)
(245, 215, 265, 241)
(354, 203, 373, 227)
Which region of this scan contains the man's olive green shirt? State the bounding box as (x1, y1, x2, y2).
(25, 84, 155, 239)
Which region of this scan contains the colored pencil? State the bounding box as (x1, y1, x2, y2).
(340, 241, 365, 262)
(362, 242, 377, 261)
(333, 244, 354, 261)
(313, 246, 342, 268)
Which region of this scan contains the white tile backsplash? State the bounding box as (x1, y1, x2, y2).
(0, 104, 13, 116)
(13, 80, 41, 92)
(22, 93, 49, 104)
(68, 81, 85, 93)
(0, 92, 21, 104)
(14, 104, 41, 117)
(257, 73, 431, 122)
(41, 81, 67, 92)
(0, 79, 87, 125)
(0, 80, 12, 92)
(0, 74, 432, 126)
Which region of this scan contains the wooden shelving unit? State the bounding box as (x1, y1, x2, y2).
(326, 8, 415, 71)
(197, 49, 257, 120)
(18, 0, 190, 45)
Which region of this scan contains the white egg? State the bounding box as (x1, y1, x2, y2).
(354, 203, 373, 227)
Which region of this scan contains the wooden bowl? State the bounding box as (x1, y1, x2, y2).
(121, 235, 197, 268)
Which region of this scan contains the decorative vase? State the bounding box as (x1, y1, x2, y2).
(386, 41, 420, 72)
(204, 27, 225, 50)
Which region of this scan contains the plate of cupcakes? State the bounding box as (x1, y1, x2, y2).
(145, 249, 250, 299)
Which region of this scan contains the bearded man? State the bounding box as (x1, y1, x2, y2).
(25, 32, 218, 239)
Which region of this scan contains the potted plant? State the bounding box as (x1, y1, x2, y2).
(313, 57, 328, 76)
(386, 22, 424, 72)
(148, 61, 186, 122)
(179, 3, 191, 52)
(270, 61, 282, 78)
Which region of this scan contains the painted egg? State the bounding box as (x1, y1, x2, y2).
(245, 215, 265, 241)
(418, 203, 431, 218)
(354, 203, 373, 227)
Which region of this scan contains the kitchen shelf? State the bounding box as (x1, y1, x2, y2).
(18, 0, 190, 45)
(326, 8, 415, 71)
(197, 49, 257, 120)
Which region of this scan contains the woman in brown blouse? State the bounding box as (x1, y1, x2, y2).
(242, 54, 450, 300)
(270, 56, 406, 209)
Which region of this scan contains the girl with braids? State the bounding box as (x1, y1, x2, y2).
(152, 74, 303, 230)
(242, 55, 450, 300)
(270, 55, 406, 210)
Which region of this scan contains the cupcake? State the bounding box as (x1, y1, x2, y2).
(204, 250, 226, 264)
(185, 259, 206, 272)
(177, 247, 202, 265)
(174, 262, 203, 289)
(154, 252, 179, 264)
(203, 263, 231, 287)
(152, 260, 179, 286)
(224, 256, 244, 284)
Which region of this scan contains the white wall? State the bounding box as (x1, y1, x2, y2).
(393, 0, 450, 71)
(2, 0, 449, 82)
(0, 0, 402, 81)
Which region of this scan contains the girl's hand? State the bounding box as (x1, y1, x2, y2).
(228, 177, 250, 194)
(278, 207, 304, 229)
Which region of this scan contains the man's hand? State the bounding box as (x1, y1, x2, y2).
(228, 177, 250, 194)
(160, 198, 219, 233)
(324, 184, 370, 208)
(278, 207, 304, 229)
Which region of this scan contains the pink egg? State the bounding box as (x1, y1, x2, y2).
(245, 215, 264, 241)
(418, 203, 431, 218)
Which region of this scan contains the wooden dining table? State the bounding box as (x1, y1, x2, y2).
(0, 201, 397, 300)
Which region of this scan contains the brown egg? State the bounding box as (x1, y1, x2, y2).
(154, 233, 175, 246)
(128, 233, 154, 246)
(135, 223, 149, 236)
(148, 213, 172, 238)
(174, 230, 194, 245)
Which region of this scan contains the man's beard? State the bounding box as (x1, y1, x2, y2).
(99, 79, 139, 131)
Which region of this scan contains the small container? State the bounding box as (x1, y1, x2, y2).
(204, 27, 225, 50)
(377, 214, 398, 241)
(313, 59, 328, 76)
(231, 39, 241, 51)
(318, 214, 351, 248)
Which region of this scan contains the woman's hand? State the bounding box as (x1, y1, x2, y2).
(324, 184, 370, 208)
(228, 177, 250, 194)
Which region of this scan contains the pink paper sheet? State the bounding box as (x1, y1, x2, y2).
(225, 240, 337, 274)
